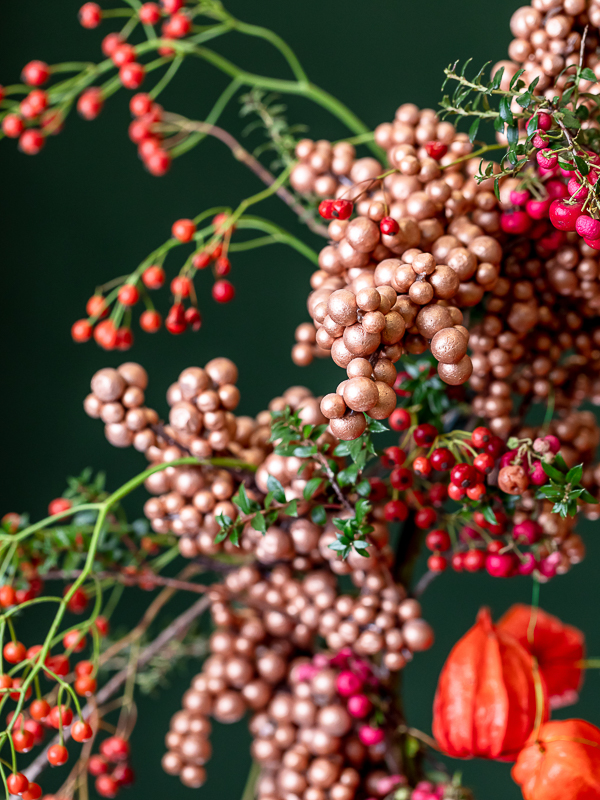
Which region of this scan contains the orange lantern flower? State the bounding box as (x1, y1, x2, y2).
(498, 604, 585, 709)
(512, 719, 600, 800)
(433, 607, 547, 760)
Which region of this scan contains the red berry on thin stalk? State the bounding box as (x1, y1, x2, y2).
(379, 216, 399, 235)
(77, 87, 104, 120)
(390, 467, 412, 491)
(129, 92, 153, 117)
(22, 783, 43, 800)
(72, 721, 93, 742)
(89, 755, 109, 776)
(65, 585, 88, 614)
(19, 130, 45, 155)
(193, 251, 210, 269)
(4, 641, 26, 664)
(162, 12, 191, 38)
(117, 284, 140, 305)
(95, 776, 119, 799)
(139, 2, 162, 24)
(100, 736, 130, 761)
(71, 320, 93, 342)
(21, 61, 50, 86)
(120, 62, 145, 89)
(212, 279, 235, 303)
(427, 554, 447, 572)
(12, 729, 34, 753)
(215, 256, 231, 276)
(171, 218, 196, 242)
(388, 408, 411, 431)
(86, 295, 108, 318)
(48, 704, 73, 729)
(425, 529, 451, 552)
(463, 548, 486, 572)
(7, 772, 29, 795)
(2, 114, 24, 138)
(48, 744, 69, 766)
(170, 275, 191, 297)
(29, 699, 51, 721)
(425, 140, 448, 160)
(94, 319, 118, 350)
(415, 507, 436, 529)
(102, 33, 123, 56)
(95, 616, 110, 636)
(161, 0, 184, 12)
(79, 2, 102, 28)
(383, 499, 408, 522)
(142, 265, 165, 289)
(184, 307, 202, 331)
(318, 199, 335, 219)
(75, 675, 97, 696)
(332, 199, 353, 219)
(0, 585, 16, 607)
(413, 456, 431, 477)
(140, 309, 162, 332)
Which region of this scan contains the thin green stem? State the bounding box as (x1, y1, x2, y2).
(171, 77, 242, 158)
(149, 55, 184, 99)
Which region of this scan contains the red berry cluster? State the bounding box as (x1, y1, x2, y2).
(71, 213, 236, 349)
(318, 197, 402, 239)
(89, 736, 135, 798)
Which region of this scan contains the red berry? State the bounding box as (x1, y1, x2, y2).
(45, 654, 70, 679)
(162, 12, 191, 38)
(193, 251, 210, 269)
(79, 2, 102, 28)
(425, 529, 451, 552)
(471, 426, 491, 448)
(212, 279, 235, 303)
(413, 423, 438, 447)
(72, 720, 93, 742)
(19, 129, 45, 155)
(536, 148, 558, 169)
(140, 309, 162, 333)
(161, 0, 183, 10)
(48, 705, 73, 729)
(22, 89, 48, 116)
(318, 199, 335, 219)
(26, 645, 43, 662)
(117, 284, 139, 306)
(116, 327, 134, 351)
(95, 616, 110, 636)
(576, 214, 600, 240)
(3, 641, 26, 664)
(139, 2, 162, 24)
(77, 87, 104, 120)
(390, 467, 412, 491)
(89, 755, 109, 776)
(381, 446, 405, 468)
(549, 199, 583, 231)
(184, 307, 202, 331)
(430, 447, 455, 471)
(48, 744, 69, 766)
(428, 483, 447, 505)
(473, 452, 494, 474)
(466, 483, 486, 501)
(94, 319, 118, 350)
(486, 552, 516, 578)
(112, 43, 135, 66)
(0, 585, 16, 607)
(463, 548, 486, 572)
(451, 552, 464, 572)
(170, 275, 191, 297)
(95, 776, 119, 799)
(102, 33, 123, 57)
(368, 477, 387, 502)
(2, 114, 25, 138)
(65, 585, 88, 614)
(450, 463, 477, 488)
(379, 216, 399, 235)
(29, 699, 51, 721)
(63, 630, 86, 652)
(332, 199, 353, 220)
(166, 303, 186, 334)
(75, 659, 94, 677)
(12, 729, 34, 753)
(100, 736, 130, 762)
(22, 61, 50, 86)
(171, 218, 196, 242)
(48, 497, 71, 516)
(7, 772, 29, 795)
(427, 554, 447, 572)
(383, 499, 408, 522)
(75, 675, 97, 696)
(120, 62, 145, 89)
(389, 408, 411, 431)
(22, 783, 42, 800)
(447, 483, 465, 501)
(86, 295, 108, 318)
(412, 456, 431, 477)
(144, 149, 171, 178)
(415, 507, 436, 529)
(113, 763, 135, 786)
(425, 140, 448, 160)
(129, 92, 153, 117)
(142, 265, 165, 289)
(483, 436, 505, 458)
(215, 256, 231, 276)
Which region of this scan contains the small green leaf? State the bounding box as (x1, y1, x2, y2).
(356, 479, 371, 497)
(566, 464, 583, 485)
(233, 483, 251, 514)
(355, 498, 372, 524)
(333, 442, 351, 457)
(510, 68, 526, 90)
(581, 67, 597, 82)
(579, 489, 599, 504)
(468, 117, 480, 144)
(542, 462, 566, 483)
(353, 539, 370, 550)
(554, 453, 568, 471)
(303, 477, 323, 500)
(266, 475, 286, 504)
(482, 506, 498, 525)
(293, 445, 318, 458)
(367, 419, 388, 434)
(498, 96, 513, 124)
(311, 505, 327, 525)
(491, 66, 504, 91)
(251, 512, 266, 534)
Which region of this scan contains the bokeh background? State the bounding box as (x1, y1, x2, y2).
(1, 1, 599, 798)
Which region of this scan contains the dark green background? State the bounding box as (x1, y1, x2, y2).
(1, 1, 599, 798)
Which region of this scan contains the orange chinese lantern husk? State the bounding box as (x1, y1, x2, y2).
(433, 607, 547, 761)
(497, 604, 584, 710)
(512, 719, 600, 800)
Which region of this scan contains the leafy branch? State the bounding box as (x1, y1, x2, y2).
(537, 456, 598, 517)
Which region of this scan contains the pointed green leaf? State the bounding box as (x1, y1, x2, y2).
(251, 512, 267, 534)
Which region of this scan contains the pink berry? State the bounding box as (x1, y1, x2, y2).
(525, 198, 550, 220)
(336, 670, 363, 697)
(549, 199, 583, 231)
(576, 214, 600, 240)
(584, 237, 600, 250)
(536, 149, 558, 169)
(358, 725, 384, 745)
(347, 694, 372, 718)
(500, 211, 531, 234)
(517, 553, 537, 576)
(544, 434, 560, 454)
(529, 461, 547, 485)
(509, 189, 529, 206)
(512, 520, 541, 545)
(531, 132, 546, 149)
(485, 552, 516, 578)
(545, 179, 569, 200)
(568, 176, 588, 200)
